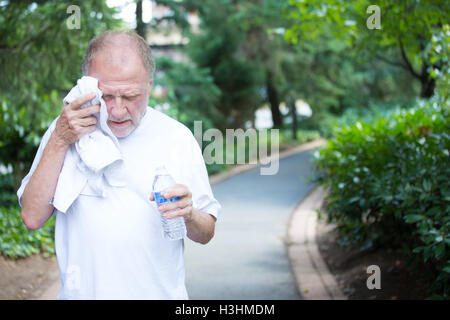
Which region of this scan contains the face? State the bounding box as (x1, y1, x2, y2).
(88, 43, 152, 138)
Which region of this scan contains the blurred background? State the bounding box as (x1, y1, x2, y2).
(0, 0, 448, 299)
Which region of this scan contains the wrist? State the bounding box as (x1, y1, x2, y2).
(184, 207, 197, 224)
(49, 133, 70, 152)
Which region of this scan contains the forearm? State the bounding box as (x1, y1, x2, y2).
(21, 134, 69, 230)
(185, 208, 216, 244)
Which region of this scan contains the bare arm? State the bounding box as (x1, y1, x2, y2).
(21, 93, 100, 230)
(21, 135, 69, 230)
(184, 209, 216, 244)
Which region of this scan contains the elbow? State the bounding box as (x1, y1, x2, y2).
(198, 239, 210, 245)
(21, 209, 42, 230)
(189, 231, 214, 245)
(200, 231, 215, 245)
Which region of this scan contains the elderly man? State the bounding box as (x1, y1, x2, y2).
(16, 30, 220, 299)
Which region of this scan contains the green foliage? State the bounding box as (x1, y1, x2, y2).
(185, 0, 263, 129)
(0, 0, 121, 108)
(430, 24, 450, 101)
(0, 206, 55, 258)
(313, 98, 417, 138)
(279, 129, 321, 146)
(284, 0, 449, 98)
(0, 93, 61, 193)
(314, 96, 450, 297)
(152, 57, 223, 131)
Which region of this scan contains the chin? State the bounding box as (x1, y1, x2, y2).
(109, 125, 136, 139)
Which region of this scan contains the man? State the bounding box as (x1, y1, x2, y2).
(16, 30, 220, 299)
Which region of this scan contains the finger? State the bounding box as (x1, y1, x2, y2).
(149, 192, 155, 201)
(163, 206, 191, 219)
(77, 104, 101, 118)
(162, 184, 191, 199)
(69, 92, 97, 110)
(77, 124, 97, 136)
(78, 116, 98, 127)
(158, 196, 192, 213)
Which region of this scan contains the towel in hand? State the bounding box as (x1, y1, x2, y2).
(52, 76, 126, 213)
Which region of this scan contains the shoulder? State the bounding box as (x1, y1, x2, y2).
(148, 107, 195, 140)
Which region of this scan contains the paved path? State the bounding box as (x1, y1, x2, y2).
(185, 149, 316, 299)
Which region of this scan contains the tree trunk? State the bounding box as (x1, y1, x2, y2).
(135, 1, 146, 38)
(266, 71, 282, 129)
(420, 63, 436, 98)
(420, 77, 436, 98)
(398, 39, 436, 99)
(289, 98, 297, 141)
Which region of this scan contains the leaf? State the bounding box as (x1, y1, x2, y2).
(349, 197, 360, 204)
(423, 179, 432, 192)
(413, 246, 424, 253)
(434, 243, 445, 260)
(426, 207, 441, 216)
(404, 214, 425, 224)
(424, 247, 432, 262)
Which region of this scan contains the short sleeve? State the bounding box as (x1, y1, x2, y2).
(184, 129, 222, 221)
(16, 117, 59, 208)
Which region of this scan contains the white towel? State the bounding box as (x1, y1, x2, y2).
(52, 76, 126, 213)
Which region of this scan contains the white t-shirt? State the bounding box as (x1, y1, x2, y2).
(16, 107, 221, 299)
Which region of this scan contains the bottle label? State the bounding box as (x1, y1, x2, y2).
(154, 192, 181, 206)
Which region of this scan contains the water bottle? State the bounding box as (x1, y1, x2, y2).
(152, 166, 187, 240)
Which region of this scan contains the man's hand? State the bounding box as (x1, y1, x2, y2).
(53, 92, 100, 147)
(150, 184, 216, 244)
(150, 184, 194, 222)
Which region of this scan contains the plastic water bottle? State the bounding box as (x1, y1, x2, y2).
(152, 166, 187, 240)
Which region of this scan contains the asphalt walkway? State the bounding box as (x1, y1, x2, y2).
(184, 150, 317, 299)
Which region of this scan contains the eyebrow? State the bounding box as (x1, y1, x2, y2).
(102, 91, 141, 97)
(123, 92, 141, 97)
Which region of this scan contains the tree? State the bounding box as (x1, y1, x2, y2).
(152, 57, 223, 131)
(135, 0, 146, 37)
(184, 0, 262, 129)
(284, 0, 450, 98)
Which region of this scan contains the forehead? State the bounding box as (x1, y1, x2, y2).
(98, 82, 144, 95)
(88, 45, 148, 93)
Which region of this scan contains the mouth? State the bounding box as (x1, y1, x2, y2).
(109, 120, 130, 127)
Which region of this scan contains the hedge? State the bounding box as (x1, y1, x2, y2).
(314, 96, 450, 298)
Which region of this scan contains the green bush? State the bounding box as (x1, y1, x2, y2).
(313, 98, 416, 138)
(314, 96, 450, 298)
(0, 206, 55, 258)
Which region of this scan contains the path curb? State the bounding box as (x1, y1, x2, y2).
(287, 186, 346, 300)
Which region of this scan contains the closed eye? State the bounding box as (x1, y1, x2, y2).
(124, 94, 141, 101)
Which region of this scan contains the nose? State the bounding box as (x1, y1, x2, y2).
(109, 96, 128, 120)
